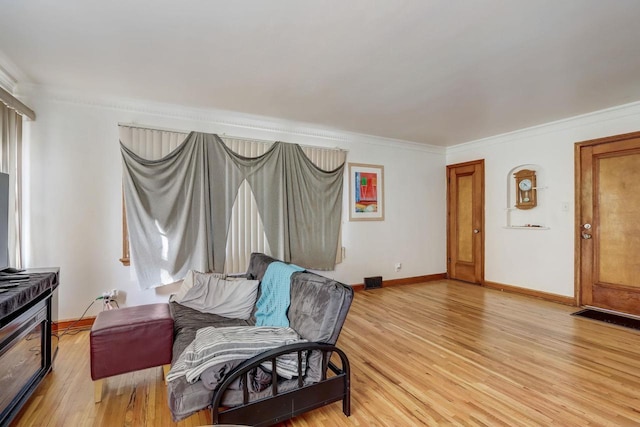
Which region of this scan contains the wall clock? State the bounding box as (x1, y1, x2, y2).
(514, 169, 537, 210)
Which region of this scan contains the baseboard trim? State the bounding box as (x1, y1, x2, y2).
(353, 273, 447, 291)
(483, 281, 576, 306)
(52, 316, 96, 333)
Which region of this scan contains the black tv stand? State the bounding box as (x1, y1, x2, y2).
(0, 269, 59, 426)
(0, 271, 29, 281)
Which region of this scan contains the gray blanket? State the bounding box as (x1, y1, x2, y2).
(200, 359, 272, 392)
(167, 326, 306, 384)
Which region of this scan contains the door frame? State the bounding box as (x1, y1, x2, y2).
(574, 130, 640, 307)
(446, 159, 485, 284)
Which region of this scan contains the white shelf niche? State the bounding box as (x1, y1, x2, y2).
(503, 225, 550, 230)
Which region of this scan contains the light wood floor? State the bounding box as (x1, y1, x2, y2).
(12, 280, 640, 426)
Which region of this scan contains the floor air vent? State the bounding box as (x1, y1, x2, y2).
(364, 276, 382, 290)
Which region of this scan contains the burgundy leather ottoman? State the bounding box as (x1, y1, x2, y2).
(90, 303, 173, 402)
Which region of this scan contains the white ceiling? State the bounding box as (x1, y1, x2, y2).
(1, 0, 640, 146)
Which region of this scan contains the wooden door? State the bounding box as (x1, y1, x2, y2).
(447, 160, 484, 284)
(577, 131, 640, 316)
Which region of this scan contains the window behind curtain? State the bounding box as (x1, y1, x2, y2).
(0, 103, 23, 268)
(119, 126, 346, 273)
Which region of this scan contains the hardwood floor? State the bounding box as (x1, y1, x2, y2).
(11, 280, 640, 426)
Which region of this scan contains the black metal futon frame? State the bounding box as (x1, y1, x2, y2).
(211, 342, 351, 426)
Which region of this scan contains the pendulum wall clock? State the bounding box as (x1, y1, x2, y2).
(514, 169, 537, 210)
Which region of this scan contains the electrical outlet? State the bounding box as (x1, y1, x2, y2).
(395, 262, 402, 272)
(102, 289, 118, 300)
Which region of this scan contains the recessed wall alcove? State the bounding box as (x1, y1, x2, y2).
(505, 164, 549, 229)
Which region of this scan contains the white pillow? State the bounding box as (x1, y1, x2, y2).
(177, 272, 259, 320)
(171, 271, 194, 303)
(172, 270, 226, 303)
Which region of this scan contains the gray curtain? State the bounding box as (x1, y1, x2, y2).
(0, 103, 23, 268)
(121, 132, 344, 289)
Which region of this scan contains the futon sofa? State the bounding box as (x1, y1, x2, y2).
(167, 252, 354, 426)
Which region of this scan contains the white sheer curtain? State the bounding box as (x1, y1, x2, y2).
(0, 103, 23, 268)
(119, 125, 346, 273)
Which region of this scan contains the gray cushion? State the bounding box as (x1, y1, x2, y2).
(288, 271, 353, 383)
(168, 301, 252, 421)
(168, 375, 214, 421)
(248, 255, 353, 383)
(167, 253, 353, 421)
(219, 378, 302, 407)
(246, 252, 277, 281)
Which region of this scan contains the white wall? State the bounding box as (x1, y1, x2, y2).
(22, 87, 447, 320)
(20, 86, 640, 320)
(446, 101, 640, 297)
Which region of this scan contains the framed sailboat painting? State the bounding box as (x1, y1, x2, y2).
(348, 163, 384, 221)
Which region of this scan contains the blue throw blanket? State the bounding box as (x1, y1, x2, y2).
(255, 262, 304, 327)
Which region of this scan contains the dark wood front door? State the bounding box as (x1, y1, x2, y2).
(577, 131, 640, 316)
(447, 160, 484, 284)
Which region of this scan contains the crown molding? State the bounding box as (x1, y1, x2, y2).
(18, 83, 446, 155)
(446, 100, 640, 155)
(0, 49, 31, 94)
(0, 64, 17, 94)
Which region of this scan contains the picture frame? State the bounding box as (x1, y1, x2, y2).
(348, 163, 384, 221)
